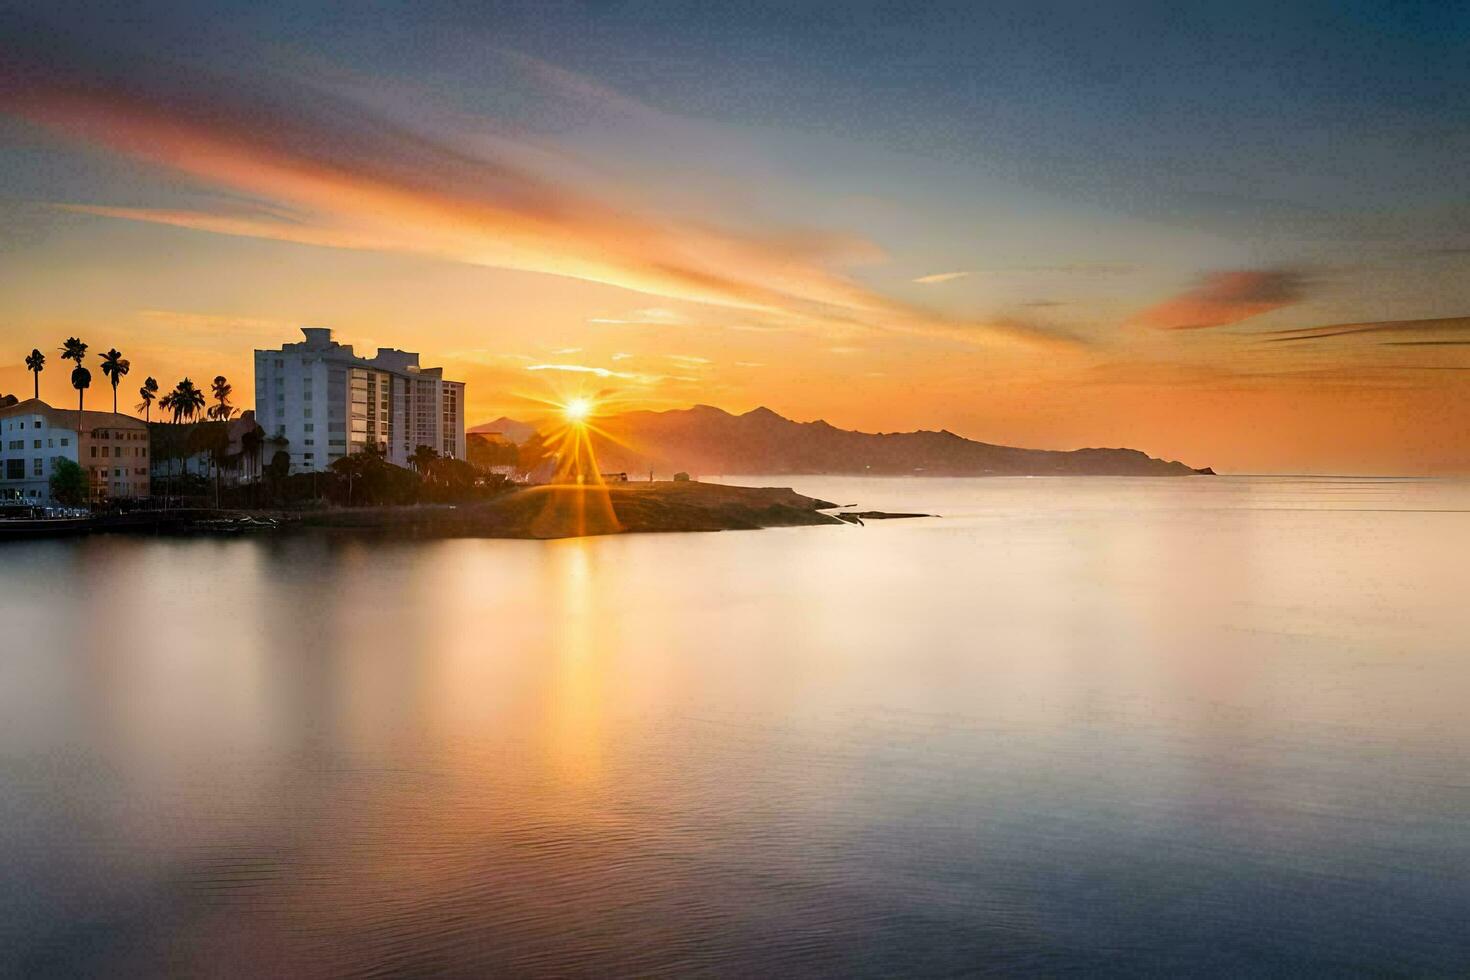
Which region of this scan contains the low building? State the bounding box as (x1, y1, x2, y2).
(149, 410, 264, 486)
(0, 399, 150, 504)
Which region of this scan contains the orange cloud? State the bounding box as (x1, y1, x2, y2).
(1129, 269, 1307, 330)
(0, 46, 1071, 354)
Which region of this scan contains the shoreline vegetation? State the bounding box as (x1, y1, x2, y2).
(0, 481, 930, 541)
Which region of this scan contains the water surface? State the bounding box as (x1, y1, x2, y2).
(2, 476, 1467, 975)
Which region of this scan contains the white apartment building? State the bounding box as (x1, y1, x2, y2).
(253, 328, 466, 473)
(0, 399, 151, 503)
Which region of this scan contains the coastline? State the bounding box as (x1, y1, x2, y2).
(0, 482, 855, 542)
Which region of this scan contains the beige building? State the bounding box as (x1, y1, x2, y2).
(0, 399, 150, 504)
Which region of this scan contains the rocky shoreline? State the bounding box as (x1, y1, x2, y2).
(0, 482, 917, 542)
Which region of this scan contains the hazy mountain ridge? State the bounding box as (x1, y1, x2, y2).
(497, 405, 1211, 477)
(470, 417, 537, 443)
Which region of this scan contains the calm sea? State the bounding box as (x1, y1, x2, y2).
(2, 476, 1467, 976)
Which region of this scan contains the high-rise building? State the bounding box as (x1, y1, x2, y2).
(253, 328, 466, 473)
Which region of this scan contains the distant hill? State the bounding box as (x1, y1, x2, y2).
(470, 417, 537, 443)
(475, 405, 1211, 477)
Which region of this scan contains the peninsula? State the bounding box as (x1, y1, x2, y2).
(297, 480, 851, 538)
(0, 482, 862, 541)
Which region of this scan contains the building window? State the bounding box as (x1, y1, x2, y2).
(32, 458, 42, 477)
(90, 446, 97, 458)
(60, 438, 69, 447)
(6, 459, 22, 479)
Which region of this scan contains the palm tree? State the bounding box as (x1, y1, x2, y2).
(60, 337, 87, 370)
(24, 348, 44, 400)
(137, 376, 159, 421)
(207, 376, 235, 425)
(158, 390, 177, 506)
(99, 349, 130, 414)
(204, 377, 236, 508)
(159, 378, 205, 507)
(60, 339, 91, 491)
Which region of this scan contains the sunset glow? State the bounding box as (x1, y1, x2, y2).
(563, 398, 593, 423)
(4, 6, 1468, 977)
(1, 5, 1468, 474)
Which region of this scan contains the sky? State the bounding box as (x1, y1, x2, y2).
(2, 0, 1468, 474)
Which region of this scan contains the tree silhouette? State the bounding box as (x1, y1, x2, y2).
(60, 339, 91, 488)
(411, 444, 440, 480)
(24, 348, 45, 400)
(158, 378, 205, 507)
(208, 375, 235, 423)
(137, 376, 159, 421)
(99, 348, 130, 414)
(204, 376, 237, 507)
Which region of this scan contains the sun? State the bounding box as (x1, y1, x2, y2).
(563, 397, 593, 423)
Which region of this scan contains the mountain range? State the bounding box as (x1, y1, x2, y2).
(486, 405, 1212, 477)
(470, 417, 538, 443)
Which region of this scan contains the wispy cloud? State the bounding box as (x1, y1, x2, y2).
(913, 271, 968, 284)
(0, 30, 1074, 354)
(1130, 269, 1307, 330)
(1259, 315, 1470, 345)
(526, 363, 638, 379)
(587, 307, 689, 326)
